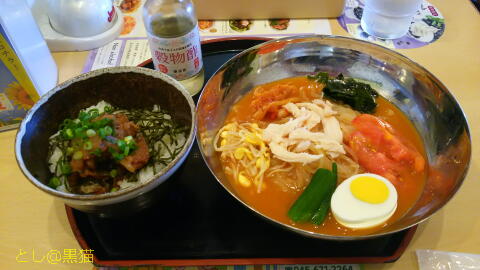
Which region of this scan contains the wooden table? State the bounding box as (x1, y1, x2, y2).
(1, 1, 479, 269)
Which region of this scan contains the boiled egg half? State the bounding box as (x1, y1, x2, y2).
(331, 173, 398, 229)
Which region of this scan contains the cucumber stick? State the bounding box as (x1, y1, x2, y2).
(311, 194, 332, 225)
(311, 163, 338, 225)
(288, 168, 336, 222)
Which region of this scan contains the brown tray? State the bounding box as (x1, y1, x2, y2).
(66, 38, 417, 267)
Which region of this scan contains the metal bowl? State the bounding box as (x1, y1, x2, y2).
(196, 35, 471, 240)
(15, 67, 196, 216)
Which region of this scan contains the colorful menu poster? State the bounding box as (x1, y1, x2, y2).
(84, 0, 331, 72)
(0, 24, 40, 131)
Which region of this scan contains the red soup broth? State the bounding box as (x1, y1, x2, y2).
(221, 77, 427, 236)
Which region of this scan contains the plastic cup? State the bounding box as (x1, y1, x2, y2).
(360, 0, 422, 39)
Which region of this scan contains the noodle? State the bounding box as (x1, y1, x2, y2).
(215, 78, 363, 193)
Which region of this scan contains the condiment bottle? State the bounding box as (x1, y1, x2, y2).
(143, 0, 205, 95)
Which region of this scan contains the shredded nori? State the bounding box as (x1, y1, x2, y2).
(116, 106, 188, 176)
(48, 104, 187, 191)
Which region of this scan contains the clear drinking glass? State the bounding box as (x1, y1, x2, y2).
(360, 0, 422, 39)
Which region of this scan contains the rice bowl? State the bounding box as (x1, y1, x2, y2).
(15, 66, 196, 215)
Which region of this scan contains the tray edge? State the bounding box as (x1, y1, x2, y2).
(66, 202, 416, 267)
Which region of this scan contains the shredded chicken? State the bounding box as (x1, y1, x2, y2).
(269, 142, 323, 163)
(262, 100, 345, 164)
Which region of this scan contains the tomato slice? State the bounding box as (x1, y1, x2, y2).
(348, 131, 402, 184)
(347, 114, 425, 183)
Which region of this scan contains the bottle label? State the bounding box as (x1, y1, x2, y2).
(147, 24, 203, 80)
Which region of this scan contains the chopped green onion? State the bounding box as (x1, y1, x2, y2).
(63, 119, 73, 125)
(86, 129, 96, 137)
(117, 140, 126, 150)
(90, 120, 100, 129)
(110, 169, 118, 178)
(110, 187, 118, 192)
(66, 147, 74, 156)
(124, 136, 133, 143)
(104, 126, 113, 136)
(92, 118, 113, 129)
(91, 121, 100, 129)
(108, 147, 125, 160)
(128, 140, 137, 149)
(66, 129, 74, 139)
(61, 163, 72, 175)
(123, 146, 130, 156)
(104, 106, 113, 113)
(48, 177, 61, 188)
(74, 127, 85, 138)
(79, 111, 89, 121)
(73, 151, 83, 160)
(83, 141, 93, 150)
(89, 109, 99, 118)
(108, 147, 124, 160)
(99, 128, 106, 138)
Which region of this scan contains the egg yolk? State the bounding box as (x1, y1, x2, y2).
(350, 176, 389, 204)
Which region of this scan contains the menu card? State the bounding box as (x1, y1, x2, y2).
(83, 0, 331, 72)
